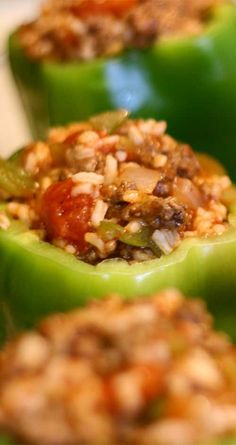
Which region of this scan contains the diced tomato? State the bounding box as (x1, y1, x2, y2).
(70, 0, 137, 18)
(40, 179, 93, 252)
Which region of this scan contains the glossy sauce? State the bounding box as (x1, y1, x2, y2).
(40, 178, 93, 252)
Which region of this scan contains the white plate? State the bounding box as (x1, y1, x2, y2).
(0, 0, 41, 157)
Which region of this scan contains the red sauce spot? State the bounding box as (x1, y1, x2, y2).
(40, 179, 93, 252)
(70, 0, 137, 18)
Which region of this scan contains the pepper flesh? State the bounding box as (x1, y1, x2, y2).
(0, 200, 235, 337)
(8, 4, 236, 179)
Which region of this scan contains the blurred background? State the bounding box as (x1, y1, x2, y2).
(0, 0, 41, 157)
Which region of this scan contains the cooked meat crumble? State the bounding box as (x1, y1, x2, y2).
(1, 290, 236, 445)
(2, 111, 231, 264)
(18, 0, 225, 61)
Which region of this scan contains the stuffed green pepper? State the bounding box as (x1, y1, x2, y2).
(1, 289, 236, 444)
(0, 111, 235, 334)
(8, 0, 236, 179)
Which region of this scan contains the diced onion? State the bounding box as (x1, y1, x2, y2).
(118, 163, 161, 194)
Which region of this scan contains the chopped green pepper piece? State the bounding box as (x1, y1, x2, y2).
(90, 109, 129, 133)
(120, 226, 152, 247)
(98, 220, 123, 241)
(0, 158, 37, 198)
(98, 221, 152, 247)
(8, 4, 236, 179)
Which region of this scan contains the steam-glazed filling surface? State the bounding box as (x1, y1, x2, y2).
(1, 290, 236, 445)
(18, 0, 225, 61)
(0, 111, 231, 264)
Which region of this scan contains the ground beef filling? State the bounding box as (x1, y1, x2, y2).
(3, 112, 231, 264)
(19, 0, 225, 61)
(1, 290, 236, 445)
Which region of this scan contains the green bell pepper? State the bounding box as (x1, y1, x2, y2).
(0, 199, 236, 337)
(8, 3, 236, 179)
